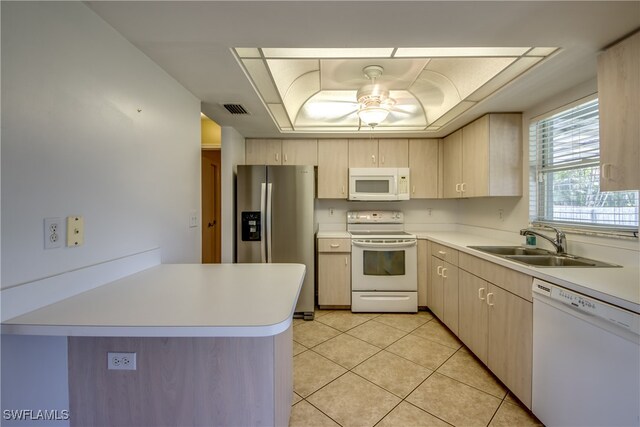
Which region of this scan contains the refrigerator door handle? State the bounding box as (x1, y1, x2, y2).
(266, 183, 273, 263)
(260, 182, 267, 263)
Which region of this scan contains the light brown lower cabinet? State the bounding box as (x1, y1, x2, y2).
(430, 254, 459, 335)
(317, 238, 351, 308)
(458, 269, 533, 409)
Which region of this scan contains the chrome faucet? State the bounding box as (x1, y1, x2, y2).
(520, 225, 567, 254)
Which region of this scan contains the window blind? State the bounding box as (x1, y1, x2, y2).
(529, 97, 639, 232)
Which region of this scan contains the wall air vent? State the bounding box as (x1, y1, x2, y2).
(222, 104, 250, 115)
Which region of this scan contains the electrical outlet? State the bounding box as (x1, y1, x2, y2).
(44, 218, 62, 249)
(66, 216, 84, 247)
(107, 352, 137, 371)
(329, 208, 334, 216)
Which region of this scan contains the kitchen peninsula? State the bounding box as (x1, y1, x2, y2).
(1, 263, 305, 427)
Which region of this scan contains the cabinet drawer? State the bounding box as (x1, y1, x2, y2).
(459, 253, 532, 302)
(318, 238, 351, 253)
(431, 242, 459, 265)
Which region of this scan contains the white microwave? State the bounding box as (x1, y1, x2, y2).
(349, 168, 410, 201)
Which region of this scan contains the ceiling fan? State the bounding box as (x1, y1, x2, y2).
(298, 64, 420, 128)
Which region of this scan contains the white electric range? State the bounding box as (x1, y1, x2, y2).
(347, 211, 418, 313)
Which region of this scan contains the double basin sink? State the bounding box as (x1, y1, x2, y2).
(467, 246, 620, 268)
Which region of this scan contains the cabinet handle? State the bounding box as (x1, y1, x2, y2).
(442, 268, 448, 279)
(461, 182, 467, 192)
(486, 292, 494, 306)
(275, 152, 280, 162)
(478, 287, 486, 301)
(455, 183, 461, 193)
(345, 257, 348, 266)
(412, 185, 416, 194)
(330, 243, 340, 248)
(381, 155, 385, 164)
(342, 185, 345, 195)
(436, 265, 443, 276)
(438, 250, 446, 256)
(601, 163, 613, 180)
(372, 154, 376, 164)
(284, 154, 288, 163)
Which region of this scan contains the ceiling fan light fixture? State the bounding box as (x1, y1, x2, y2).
(357, 106, 390, 127)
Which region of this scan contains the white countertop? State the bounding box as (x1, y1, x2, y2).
(1, 263, 306, 337)
(413, 231, 640, 313)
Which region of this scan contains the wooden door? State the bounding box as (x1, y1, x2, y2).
(462, 116, 489, 197)
(378, 139, 408, 167)
(487, 284, 533, 408)
(245, 139, 282, 165)
(458, 271, 489, 363)
(598, 32, 640, 191)
(442, 130, 463, 198)
(429, 256, 444, 320)
(348, 138, 378, 167)
(282, 139, 318, 165)
(442, 261, 459, 335)
(202, 149, 221, 263)
(318, 253, 351, 307)
(318, 139, 349, 199)
(409, 139, 439, 198)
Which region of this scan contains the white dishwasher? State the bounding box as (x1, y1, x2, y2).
(532, 279, 640, 427)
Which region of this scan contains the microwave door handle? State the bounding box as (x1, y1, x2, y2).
(352, 240, 417, 248)
(260, 183, 267, 263)
(266, 183, 273, 263)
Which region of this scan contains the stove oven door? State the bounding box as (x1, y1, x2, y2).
(351, 239, 417, 291)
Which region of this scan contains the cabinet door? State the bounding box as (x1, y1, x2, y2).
(318, 139, 349, 199)
(349, 139, 378, 167)
(458, 271, 489, 363)
(282, 139, 318, 165)
(442, 261, 459, 336)
(443, 130, 463, 198)
(378, 139, 408, 167)
(417, 240, 428, 307)
(245, 139, 282, 165)
(487, 284, 533, 408)
(429, 256, 444, 320)
(318, 253, 351, 306)
(598, 32, 640, 191)
(409, 139, 439, 198)
(462, 116, 489, 197)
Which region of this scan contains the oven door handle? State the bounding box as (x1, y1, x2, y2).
(352, 240, 417, 249)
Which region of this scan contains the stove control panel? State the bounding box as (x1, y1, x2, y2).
(347, 211, 403, 224)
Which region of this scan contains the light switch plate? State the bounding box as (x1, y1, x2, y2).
(66, 216, 84, 247)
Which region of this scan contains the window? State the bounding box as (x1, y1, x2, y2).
(529, 96, 639, 233)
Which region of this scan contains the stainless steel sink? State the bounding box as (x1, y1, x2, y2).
(468, 246, 620, 268)
(468, 246, 552, 256)
(505, 255, 619, 268)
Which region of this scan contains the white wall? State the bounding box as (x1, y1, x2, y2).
(221, 127, 245, 262)
(1, 2, 201, 290)
(1, 2, 201, 424)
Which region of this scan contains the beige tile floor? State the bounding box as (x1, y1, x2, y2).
(290, 310, 543, 427)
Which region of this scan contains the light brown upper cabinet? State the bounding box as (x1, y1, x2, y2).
(443, 114, 522, 198)
(348, 139, 408, 168)
(282, 139, 318, 165)
(245, 139, 318, 166)
(318, 139, 349, 199)
(598, 31, 640, 191)
(410, 139, 440, 199)
(245, 139, 282, 165)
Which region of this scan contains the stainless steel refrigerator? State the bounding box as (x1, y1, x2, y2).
(236, 165, 315, 319)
